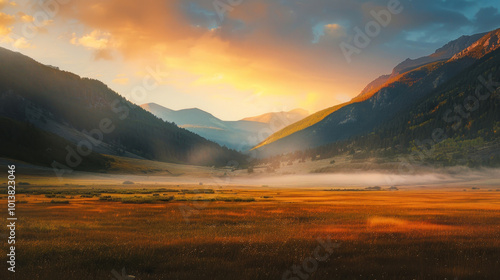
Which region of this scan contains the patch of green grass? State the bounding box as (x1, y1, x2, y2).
(181, 189, 215, 194)
(50, 200, 69, 204)
(215, 197, 256, 202)
(99, 195, 175, 204)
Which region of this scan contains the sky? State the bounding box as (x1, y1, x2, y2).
(1, 0, 499, 121)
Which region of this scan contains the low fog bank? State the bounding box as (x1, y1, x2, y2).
(47, 167, 500, 189)
(230, 168, 500, 188)
(8, 156, 499, 188)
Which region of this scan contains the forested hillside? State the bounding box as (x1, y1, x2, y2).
(0, 47, 246, 168)
(283, 48, 500, 167)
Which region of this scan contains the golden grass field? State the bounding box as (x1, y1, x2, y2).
(1, 182, 500, 280)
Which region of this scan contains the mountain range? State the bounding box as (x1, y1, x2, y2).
(141, 103, 308, 151)
(0, 47, 246, 170)
(252, 28, 500, 160)
(0, 28, 499, 170)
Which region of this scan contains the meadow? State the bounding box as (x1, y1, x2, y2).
(1, 184, 500, 280)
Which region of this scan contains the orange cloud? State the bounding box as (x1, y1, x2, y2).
(55, 0, 383, 113)
(71, 29, 115, 60)
(0, 12, 14, 35)
(18, 12, 34, 22)
(71, 30, 111, 49)
(12, 37, 33, 49)
(0, 0, 14, 10)
(324, 23, 345, 38)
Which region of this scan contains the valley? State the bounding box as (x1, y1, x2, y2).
(0, 3, 499, 279)
(140, 103, 309, 151)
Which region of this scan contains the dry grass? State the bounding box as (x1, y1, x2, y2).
(1, 186, 500, 279)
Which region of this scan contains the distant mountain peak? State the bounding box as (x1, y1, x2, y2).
(140, 102, 174, 112)
(140, 103, 309, 151)
(289, 108, 309, 115)
(391, 31, 487, 76)
(432, 32, 487, 58)
(241, 109, 309, 124)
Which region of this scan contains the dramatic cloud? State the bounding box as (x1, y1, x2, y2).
(474, 7, 500, 32)
(2, 0, 499, 119)
(55, 0, 389, 111)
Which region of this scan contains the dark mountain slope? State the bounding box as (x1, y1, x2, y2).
(253, 31, 490, 152)
(298, 47, 500, 167)
(254, 59, 473, 156)
(254, 29, 500, 157)
(0, 116, 112, 171)
(0, 47, 246, 167)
